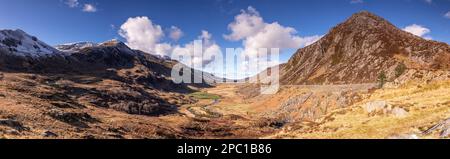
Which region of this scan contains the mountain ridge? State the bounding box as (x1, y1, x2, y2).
(0, 29, 64, 57)
(279, 11, 450, 85)
(0, 29, 216, 117)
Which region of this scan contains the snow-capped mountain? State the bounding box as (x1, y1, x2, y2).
(0, 29, 62, 57)
(57, 39, 172, 60)
(56, 39, 136, 55)
(55, 41, 98, 53)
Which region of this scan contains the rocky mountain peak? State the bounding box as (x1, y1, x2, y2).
(330, 11, 397, 35)
(349, 11, 384, 21)
(280, 11, 450, 85)
(99, 39, 123, 47)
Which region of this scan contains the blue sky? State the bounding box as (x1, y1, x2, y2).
(0, 0, 449, 78)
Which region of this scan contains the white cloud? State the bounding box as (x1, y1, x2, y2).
(119, 16, 164, 54)
(172, 30, 222, 67)
(155, 43, 173, 56)
(224, 6, 322, 58)
(350, 0, 364, 4)
(224, 6, 265, 41)
(168, 26, 184, 41)
(424, 0, 432, 4)
(223, 6, 322, 78)
(402, 24, 431, 39)
(118, 16, 222, 68)
(63, 0, 99, 13)
(65, 0, 79, 8)
(296, 35, 324, 47)
(445, 11, 450, 19)
(83, 4, 97, 12)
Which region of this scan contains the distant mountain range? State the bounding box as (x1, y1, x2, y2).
(0, 29, 220, 116)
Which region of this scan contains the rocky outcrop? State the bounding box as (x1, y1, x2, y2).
(0, 119, 28, 131)
(362, 100, 409, 118)
(261, 84, 371, 122)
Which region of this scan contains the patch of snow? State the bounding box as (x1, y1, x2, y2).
(0, 29, 64, 57)
(55, 41, 98, 53)
(155, 55, 171, 60)
(57, 39, 137, 55)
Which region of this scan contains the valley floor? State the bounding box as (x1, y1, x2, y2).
(0, 72, 449, 139)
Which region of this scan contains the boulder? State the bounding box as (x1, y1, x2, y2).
(363, 100, 391, 114)
(362, 101, 409, 117)
(390, 107, 409, 118)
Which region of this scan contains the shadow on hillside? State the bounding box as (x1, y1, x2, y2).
(0, 50, 214, 116)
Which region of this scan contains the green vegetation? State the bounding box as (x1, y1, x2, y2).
(190, 92, 221, 100)
(394, 63, 407, 78)
(377, 71, 387, 88)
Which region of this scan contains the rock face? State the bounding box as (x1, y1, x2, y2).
(255, 84, 371, 122)
(280, 11, 450, 85)
(0, 119, 28, 131)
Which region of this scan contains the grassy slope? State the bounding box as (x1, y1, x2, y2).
(271, 80, 450, 139)
(189, 92, 221, 100)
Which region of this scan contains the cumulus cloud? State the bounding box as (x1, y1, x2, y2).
(224, 6, 322, 57)
(119, 16, 164, 54)
(223, 6, 322, 77)
(350, 0, 364, 4)
(445, 11, 450, 19)
(172, 30, 222, 67)
(168, 26, 184, 41)
(224, 7, 264, 41)
(65, 0, 79, 8)
(402, 24, 431, 39)
(83, 4, 97, 12)
(119, 16, 222, 68)
(153, 43, 172, 56)
(297, 35, 324, 47)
